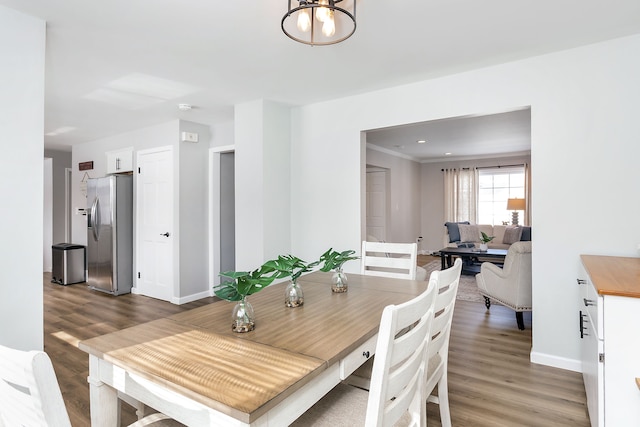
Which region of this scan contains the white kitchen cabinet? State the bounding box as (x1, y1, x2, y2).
(106, 147, 133, 174)
(579, 255, 640, 427)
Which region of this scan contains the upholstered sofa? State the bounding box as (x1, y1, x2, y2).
(443, 222, 531, 250)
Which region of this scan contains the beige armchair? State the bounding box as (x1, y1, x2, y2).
(475, 241, 532, 330)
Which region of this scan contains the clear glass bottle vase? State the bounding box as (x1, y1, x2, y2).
(332, 267, 348, 293)
(285, 279, 304, 307)
(232, 296, 255, 333)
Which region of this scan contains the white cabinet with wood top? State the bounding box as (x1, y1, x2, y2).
(578, 255, 640, 427)
(106, 147, 133, 174)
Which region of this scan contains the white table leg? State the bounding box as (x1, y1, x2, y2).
(88, 355, 120, 427)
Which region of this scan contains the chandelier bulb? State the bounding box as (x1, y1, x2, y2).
(297, 8, 311, 32)
(322, 10, 335, 37)
(316, 0, 329, 22)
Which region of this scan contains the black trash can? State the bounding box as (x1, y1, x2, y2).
(51, 243, 86, 285)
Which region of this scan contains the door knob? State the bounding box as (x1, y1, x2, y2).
(160, 232, 170, 237)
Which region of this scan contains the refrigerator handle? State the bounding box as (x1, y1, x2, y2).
(88, 197, 95, 228)
(89, 197, 101, 241)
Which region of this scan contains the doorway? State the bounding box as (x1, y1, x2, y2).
(209, 146, 236, 287)
(65, 168, 72, 242)
(43, 158, 52, 272)
(220, 152, 235, 273)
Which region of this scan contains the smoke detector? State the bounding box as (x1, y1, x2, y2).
(178, 103, 192, 111)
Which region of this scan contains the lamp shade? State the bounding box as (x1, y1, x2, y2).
(507, 198, 526, 211)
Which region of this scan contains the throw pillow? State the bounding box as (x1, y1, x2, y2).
(503, 226, 523, 244)
(444, 221, 470, 243)
(520, 226, 532, 241)
(458, 224, 480, 243)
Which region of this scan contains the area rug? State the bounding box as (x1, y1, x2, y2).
(421, 260, 484, 304)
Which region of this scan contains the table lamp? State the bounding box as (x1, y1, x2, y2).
(507, 198, 526, 225)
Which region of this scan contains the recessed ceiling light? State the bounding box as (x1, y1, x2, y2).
(178, 103, 192, 111)
(445, 152, 452, 156)
(417, 140, 427, 144)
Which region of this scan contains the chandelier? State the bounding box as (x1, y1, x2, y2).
(282, 0, 357, 46)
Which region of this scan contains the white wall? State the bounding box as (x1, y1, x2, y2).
(235, 101, 265, 270)
(178, 120, 211, 300)
(289, 34, 640, 370)
(210, 121, 234, 148)
(365, 148, 422, 245)
(234, 100, 292, 270)
(262, 102, 292, 261)
(0, 6, 45, 351)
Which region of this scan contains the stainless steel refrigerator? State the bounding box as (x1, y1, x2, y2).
(86, 175, 133, 295)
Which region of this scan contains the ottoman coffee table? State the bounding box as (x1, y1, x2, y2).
(439, 247, 508, 275)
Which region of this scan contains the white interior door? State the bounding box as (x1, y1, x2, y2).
(137, 147, 174, 302)
(366, 169, 387, 242)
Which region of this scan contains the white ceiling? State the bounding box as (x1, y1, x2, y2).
(366, 108, 532, 163)
(3, 0, 639, 153)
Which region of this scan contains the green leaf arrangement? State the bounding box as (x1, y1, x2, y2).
(318, 248, 359, 272)
(480, 231, 495, 244)
(263, 254, 319, 282)
(214, 249, 358, 301)
(214, 264, 277, 301)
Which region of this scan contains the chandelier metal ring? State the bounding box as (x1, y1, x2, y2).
(282, 0, 357, 46)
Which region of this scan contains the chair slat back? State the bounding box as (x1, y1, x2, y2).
(0, 344, 72, 427)
(361, 241, 418, 280)
(365, 279, 437, 426)
(427, 258, 462, 360)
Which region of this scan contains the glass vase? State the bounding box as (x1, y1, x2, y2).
(331, 267, 348, 293)
(231, 296, 255, 333)
(285, 279, 304, 307)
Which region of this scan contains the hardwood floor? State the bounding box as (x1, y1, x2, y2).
(43, 271, 589, 427)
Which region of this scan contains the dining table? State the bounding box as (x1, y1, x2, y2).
(78, 270, 430, 426)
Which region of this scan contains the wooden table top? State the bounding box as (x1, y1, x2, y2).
(171, 271, 429, 364)
(581, 255, 640, 298)
(79, 317, 325, 422)
(79, 271, 429, 423)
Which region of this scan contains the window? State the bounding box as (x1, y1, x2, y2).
(478, 167, 525, 225)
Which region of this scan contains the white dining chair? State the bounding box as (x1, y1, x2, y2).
(290, 276, 437, 426)
(346, 258, 462, 426)
(0, 344, 183, 427)
(361, 240, 419, 280)
(424, 258, 462, 427)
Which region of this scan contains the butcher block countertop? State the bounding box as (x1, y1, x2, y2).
(581, 255, 640, 298)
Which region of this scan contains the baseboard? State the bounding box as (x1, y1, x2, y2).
(173, 289, 213, 305)
(132, 287, 212, 305)
(530, 351, 582, 373)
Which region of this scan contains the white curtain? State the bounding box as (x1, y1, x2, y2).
(443, 168, 478, 223)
